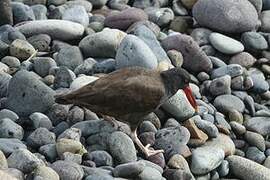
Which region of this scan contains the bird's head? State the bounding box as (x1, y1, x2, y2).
(161, 67, 198, 112)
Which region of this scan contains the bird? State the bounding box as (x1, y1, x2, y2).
(55, 66, 197, 157)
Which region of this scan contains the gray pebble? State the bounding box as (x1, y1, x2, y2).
(246, 146, 266, 164)
(27, 128, 56, 149)
(0, 118, 23, 140)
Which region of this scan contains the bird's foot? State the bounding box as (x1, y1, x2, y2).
(142, 144, 164, 158)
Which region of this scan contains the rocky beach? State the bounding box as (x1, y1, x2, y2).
(0, 0, 270, 179)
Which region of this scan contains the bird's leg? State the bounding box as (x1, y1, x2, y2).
(131, 128, 164, 158)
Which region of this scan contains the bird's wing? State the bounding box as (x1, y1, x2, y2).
(57, 67, 166, 117)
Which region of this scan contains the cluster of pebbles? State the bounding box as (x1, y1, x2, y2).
(1, 0, 270, 179)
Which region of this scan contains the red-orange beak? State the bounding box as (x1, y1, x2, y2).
(183, 85, 198, 112)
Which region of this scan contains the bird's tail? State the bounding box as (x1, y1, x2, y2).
(54, 93, 73, 105)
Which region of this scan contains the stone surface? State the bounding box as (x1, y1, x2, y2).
(193, 0, 259, 33)
(115, 35, 158, 69)
(79, 28, 126, 58)
(209, 33, 244, 54)
(7, 149, 45, 173)
(6, 70, 55, 116)
(0, 118, 23, 140)
(227, 155, 270, 180)
(213, 95, 245, 114)
(162, 34, 213, 73)
(191, 147, 224, 175)
(9, 39, 36, 61)
(16, 20, 85, 41)
(113, 161, 145, 178)
(244, 117, 270, 136)
(108, 131, 137, 165)
(0, 138, 27, 155)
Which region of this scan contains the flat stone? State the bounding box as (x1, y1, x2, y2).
(246, 146, 266, 164)
(11, 2, 35, 24)
(191, 146, 224, 175)
(0, 138, 26, 156)
(241, 31, 268, 52)
(227, 155, 270, 180)
(209, 33, 244, 54)
(16, 20, 85, 41)
(9, 39, 36, 61)
(209, 75, 231, 96)
(33, 57, 57, 77)
(229, 52, 256, 68)
(56, 138, 86, 156)
(137, 166, 162, 180)
(62, 5, 89, 27)
(260, 10, 270, 32)
(0, 118, 23, 140)
(245, 131, 266, 151)
(31, 166, 60, 180)
(89, 150, 113, 167)
(27, 128, 56, 149)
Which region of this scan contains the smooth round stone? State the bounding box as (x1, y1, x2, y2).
(214, 95, 245, 114)
(230, 121, 246, 135)
(33, 57, 57, 77)
(0, 0, 13, 26)
(0, 61, 9, 73)
(139, 121, 157, 134)
(154, 126, 190, 160)
(66, 0, 93, 12)
(27, 128, 56, 149)
(193, 0, 258, 33)
(6, 70, 55, 116)
(55, 46, 83, 71)
(246, 146, 266, 164)
(30, 166, 59, 180)
(162, 34, 213, 73)
(74, 58, 96, 75)
(245, 131, 266, 151)
(31, 4, 47, 20)
(113, 161, 145, 178)
(56, 138, 86, 156)
(209, 75, 231, 96)
(209, 33, 244, 54)
(130, 25, 170, 63)
(209, 56, 227, 68)
(137, 166, 162, 180)
(9, 39, 36, 61)
(50, 160, 84, 180)
(145, 7, 174, 27)
(162, 90, 195, 121)
(203, 134, 235, 156)
(88, 0, 108, 8)
(1, 56, 20, 68)
(108, 131, 137, 165)
(62, 152, 82, 164)
(115, 35, 158, 69)
(47, 104, 69, 126)
(89, 151, 113, 167)
(244, 117, 270, 136)
(62, 5, 89, 27)
(260, 10, 270, 32)
(28, 34, 51, 52)
(0, 109, 18, 122)
(0, 118, 23, 140)
(211, 64, 243, 79)
(85, 174, 114, 180)
(79, 28, 126, 58)
(105, 8, 148, 30)
(241, 32, 268, 51)
(39, 144, 57, 162)
(0, 25, 26, 44)
(15, 20, 84, 41)
(191, 146, 224, 175)
(248, 0, 263, 13)
(0, 72, 11, 98)
(7, 149, 45, 174)
(217, 160, 229, 177)
(11, 2, 35, 24)
(229, 52, 256, 68)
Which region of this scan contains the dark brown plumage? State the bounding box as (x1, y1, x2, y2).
(55, 66, 196, 157)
